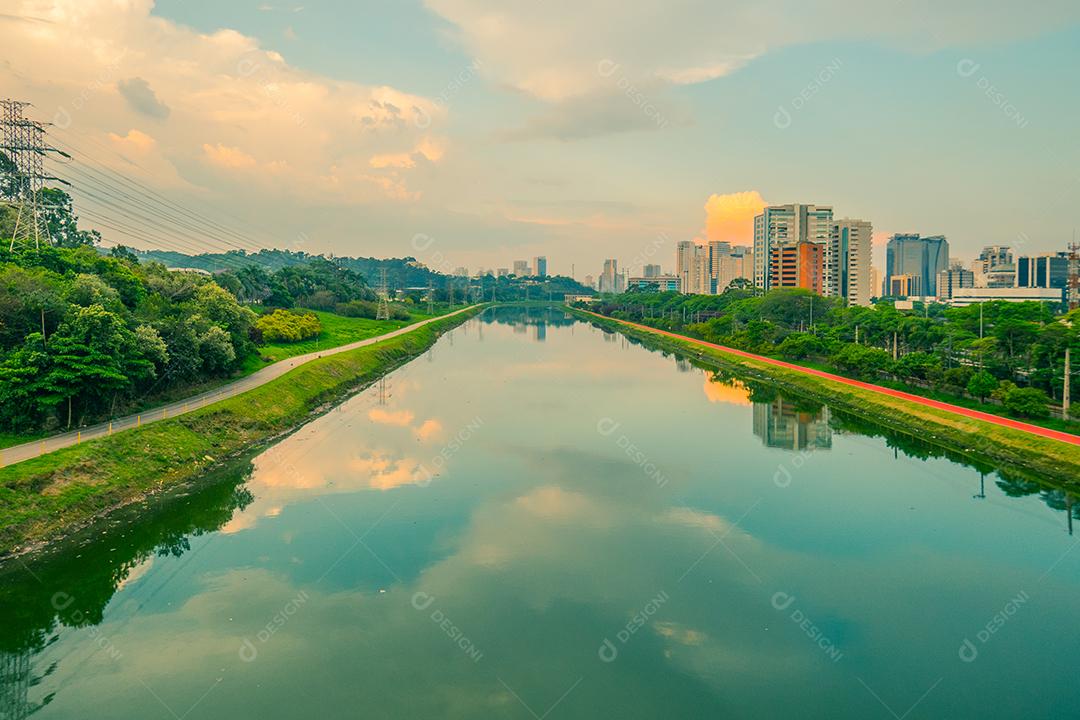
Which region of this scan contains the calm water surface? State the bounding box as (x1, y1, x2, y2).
(2, 307, 1078, 719)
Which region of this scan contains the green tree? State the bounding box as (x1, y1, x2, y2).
(967, 370, 998, 403)
(42, 305, 133, 427)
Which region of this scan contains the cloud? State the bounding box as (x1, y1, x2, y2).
(2, 0, 443, 210)
(704, 190, 767, 243)
(425, 0, 1080, 102)
(117, 76, 170, 119)
(498, 90, 688, 141)
(202, 143, 259, 170)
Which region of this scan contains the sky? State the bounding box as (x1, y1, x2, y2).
(1, 0, 1079, 278)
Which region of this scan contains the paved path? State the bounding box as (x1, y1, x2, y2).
(0, 306, 480, 468)
(586, 311, 1080, 447)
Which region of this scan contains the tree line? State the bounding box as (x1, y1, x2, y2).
(582, 288, 1079, 420)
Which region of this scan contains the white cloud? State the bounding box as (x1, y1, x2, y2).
(425, 0, 1080, 102)
(0, 0, 443, 206)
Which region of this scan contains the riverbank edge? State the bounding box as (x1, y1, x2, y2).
(569, 308, 1080, 486)
(0, 306, 484, 559)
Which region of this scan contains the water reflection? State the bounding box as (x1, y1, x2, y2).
(0, 463, 254, 718)
(2, 307, 1079, 719)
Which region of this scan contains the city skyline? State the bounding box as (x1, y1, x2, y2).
(0, 1, 1077, 276)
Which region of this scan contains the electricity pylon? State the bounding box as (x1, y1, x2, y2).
(1, 100, 63, 251)
(376, 267, 390, 320)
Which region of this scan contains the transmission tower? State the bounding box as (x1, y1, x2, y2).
(1, 100, 62, 251)
(376, 266, 390, 320)
(426, 278, 434, 314)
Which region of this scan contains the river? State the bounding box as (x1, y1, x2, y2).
(1, 306, 1077, 719)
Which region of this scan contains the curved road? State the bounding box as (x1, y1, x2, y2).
(0, 306, 480, 468)
(586, 311, 1080, 447)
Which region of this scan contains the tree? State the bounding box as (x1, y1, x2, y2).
(967, 370, 998, 403)
(42, 305, 133, 427)
(1002, 387, 1050, 418)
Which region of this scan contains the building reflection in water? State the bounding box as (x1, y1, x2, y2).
(752, 396, 832, 451)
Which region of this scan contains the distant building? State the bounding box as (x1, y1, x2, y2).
(675, 241, 695, 293)
(513, 260, 529, 276)
(984, 264, 1016, 288)
(871, 266, 882, 299)
(753, 204, 833, 290)
(532, 256, 548, 278)
(453, 266, 469, 277)
(583, 274, 595, 289)
(885, 234, 948, 298)
(950, 286, 1065, 307)
(889, 274, 921, 297)
(770, 240, 825, 294)
(715, 247, 753, 293)
(830, 219, 873, 306)
(1016, 253, 1069, 288)
(972, 245, 1014, 286)
(496, 268, 509, 277)
(937, 267, 975, 301)
(630, 275, 681, 292)
(643, 263, 662, 278)
(599, 259, 618, 293)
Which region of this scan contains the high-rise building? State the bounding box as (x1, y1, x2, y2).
(708, 241, 731, 278)
(497, 268, 509, 277)
(1016, 253, 1069, 288)
(643, 263, 661, 278)
(584, 274, 595, 290)
(675, 241, 695, 293)
(532, 256, 548, 278)
(769, 241, 825, 293)
(937, 267, 975, 301)
(885, 234, 948, 298)
(715, 247, 753, 293)
(513, 260, 529, 276)
(599, 259, 618, 293)
(690, 248, 712, 294)
(830, 219, 873, 306)
(753, 204, 833, 290)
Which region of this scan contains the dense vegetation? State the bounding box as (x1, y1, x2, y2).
(0, 196, 414, 434)
(581, 288, 1079, 421)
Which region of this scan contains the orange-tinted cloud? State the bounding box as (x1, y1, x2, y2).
(704, 191, 767, 243)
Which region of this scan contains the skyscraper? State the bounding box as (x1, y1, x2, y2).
(532, 256, 548, 278)
(753, 204, 833, 290)
(643, 263, 661, 278)
(599, 259, 618, 293)
(675, 241, 695, 293)
(885, 234, 949, 298)
(830, 219, 873, 306)
(513, 260, 529, 276)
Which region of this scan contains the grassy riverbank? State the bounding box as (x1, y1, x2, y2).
(0, 307, 482, 558)
(572, 308, 1080, 484)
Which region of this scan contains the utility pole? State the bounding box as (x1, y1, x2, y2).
(426, 278, 434, 314)
(979, 302, 984, 339)
(1065, 347, 1071, 420)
